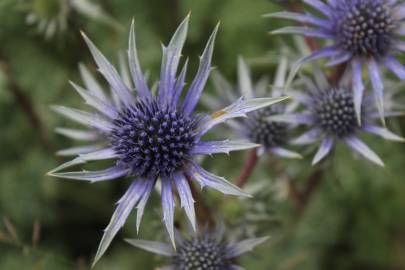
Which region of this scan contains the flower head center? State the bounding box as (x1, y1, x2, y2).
(245, 107, 287, 148)
(336, 1, 396, 57)
(313, 89, 357, 138)
(109, 99, 198, 179)
(173, 237, 231, 270)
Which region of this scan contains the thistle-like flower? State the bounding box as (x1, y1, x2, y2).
(204, 57, 301, 158)
(48, 16, 287, 265)
(268, 68, 404, 166)
(126, 225, 269, 270)
(267, 0, 405, 122)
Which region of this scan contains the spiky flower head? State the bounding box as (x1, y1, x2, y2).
(48, 16, 287, 266)
(268, 68, 404, 166)
(267, 0, 405, 123)
(245, 107, 288, 150)
(173, 236, 230, 270)
(205, 56, 301, 158)
(126, 225, 269, 270)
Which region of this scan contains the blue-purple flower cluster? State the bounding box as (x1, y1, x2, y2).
(48, 1, 405, 268)
(268, 0, 405, 122)
(265, 0, 405, 165)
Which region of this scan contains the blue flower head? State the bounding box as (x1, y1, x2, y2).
(126, 224, 269, 270)
(204, 56, 302, 158)
(48, 15, 287, 266)
(268, 67, 405, 166)
(267, 0, 405, 122)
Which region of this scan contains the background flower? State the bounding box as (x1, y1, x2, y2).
(268, 68, 405, 165)
(267, 0, 405, 122)
(205, 56, 301, 159)
(126, 224, 269, 270)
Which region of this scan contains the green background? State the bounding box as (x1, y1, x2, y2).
(1, 0, 405, 269)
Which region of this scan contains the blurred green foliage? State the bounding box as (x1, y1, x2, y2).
(1, 0, 405, 269)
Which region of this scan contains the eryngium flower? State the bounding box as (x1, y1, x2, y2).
(267, 0, 405, 122)
(48, 15, 287, 265)
(126, 226, 269, 270)
(268, 69, 404, 166)
(204, 56, 301, 158)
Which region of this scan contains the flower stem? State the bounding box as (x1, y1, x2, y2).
(293, 167, 324, 214)
(329, 62, 348, 86)
(288, 3, 318, 51)
(236, 149, 259, 188)
(185, 174, 215, 228)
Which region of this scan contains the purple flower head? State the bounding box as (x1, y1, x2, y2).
(268, 68, 405, 166)
(48, 15, 287, 266)
(204, 56, 301, 159)
(126, 225, 269, 270)
(267, 0, 405, 123)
